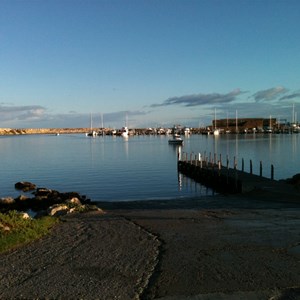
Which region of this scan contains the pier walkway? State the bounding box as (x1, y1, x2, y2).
(178, 156, 300, 201)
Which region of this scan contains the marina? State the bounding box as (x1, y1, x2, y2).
(0, 133, 300, 202)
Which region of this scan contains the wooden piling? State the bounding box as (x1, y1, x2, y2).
(271, 164, 274, 180)
(260, 161, 262, 177)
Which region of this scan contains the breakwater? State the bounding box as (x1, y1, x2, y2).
(0, 128, 91, 135)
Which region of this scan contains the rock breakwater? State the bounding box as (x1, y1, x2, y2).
(0, 181, 102, 217)
(0, 128, 90, 135)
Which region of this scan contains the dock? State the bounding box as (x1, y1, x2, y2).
(178, 152, 300, 200)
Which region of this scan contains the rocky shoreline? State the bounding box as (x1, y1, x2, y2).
(0, 181, 102, 218)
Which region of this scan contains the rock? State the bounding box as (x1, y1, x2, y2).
(20, 212, 31, 219)
(0, 197, 15, 205)
(0, 222, 11, 232)
(15, 195, 29, 202)
(68, 207, 77, 213)
(34, 188, 53, 197)
(47, 204, 69, 217)
(60, 192, 82, 201)
(66, 197, 82, 205)
(15, 181, 36, 191)
(3, 184, 93, 214)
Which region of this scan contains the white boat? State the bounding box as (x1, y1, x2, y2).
(184, 127, 191, 135)
(121, 126, 129, 137)
(86, 130, 97, 137)
(86, 113, 97, 137)
(213, 129, 220, 136)
(213, 108, 220, 135)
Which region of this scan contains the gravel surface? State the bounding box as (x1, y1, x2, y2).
(0, 211, 160, 299)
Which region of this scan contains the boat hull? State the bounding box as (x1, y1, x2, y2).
(168, 139, 184, 145)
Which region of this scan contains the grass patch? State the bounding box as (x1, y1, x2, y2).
(0, 210, 58, 254)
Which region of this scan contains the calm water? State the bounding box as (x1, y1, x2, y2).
(0, 133, 299, 201)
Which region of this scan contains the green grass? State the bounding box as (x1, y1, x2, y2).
(0, 210, 59, 254)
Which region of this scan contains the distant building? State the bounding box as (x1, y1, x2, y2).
(212, 118, 277, 133)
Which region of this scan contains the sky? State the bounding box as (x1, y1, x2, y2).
(1, 0, 300, 129)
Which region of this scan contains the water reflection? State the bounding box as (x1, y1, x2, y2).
(177, 172, 214, 196)
(122, 136, 129, 158)
(292, 134, 298, 158)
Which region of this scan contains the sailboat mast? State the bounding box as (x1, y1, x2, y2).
(214, 108, 217, 129)
(235, 110, 238, 133)
(292, 103, 295, 124)
(226, 111, 229, 130)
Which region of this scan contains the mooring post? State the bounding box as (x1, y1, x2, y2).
(271, 164, 274, 180)
(218, 160, 221, 176)
(199, 153, 202, 168)
(233, 156, 236, 169)
(234, 162, 238, 191)
(250, 159, 253, 174)
(227, 166, 229, 184)
(242, 158, 244, 172)
(260, 161, 262, 177)
(214, 153, 217, 165)
(219, 154, 222, 166)
(195, 154, 197, 166)
(178, 147, 181, 161)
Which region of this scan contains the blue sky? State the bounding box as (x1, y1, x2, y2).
(1, 0, 300, 129)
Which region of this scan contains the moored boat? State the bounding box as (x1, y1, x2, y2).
(168, 136, 184, 145)
(121, 126, 129, 137)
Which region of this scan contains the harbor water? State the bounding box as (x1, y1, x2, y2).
(0, 133, 299, 202)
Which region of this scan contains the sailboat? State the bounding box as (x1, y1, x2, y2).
(213, 108, 220, 135)
(121, 113, 129, 137)
(121, 126, 129, 137)
(225, 112, 231, 134)
(86, 113, 97, 137)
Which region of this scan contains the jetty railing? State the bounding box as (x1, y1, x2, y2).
(177, 150, 275, 194)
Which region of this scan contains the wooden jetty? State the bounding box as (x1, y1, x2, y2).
(177, 152, 300, 199)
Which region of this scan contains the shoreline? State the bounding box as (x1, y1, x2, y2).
(0, 127, 299, 136)
(0, 128, 91, 135)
